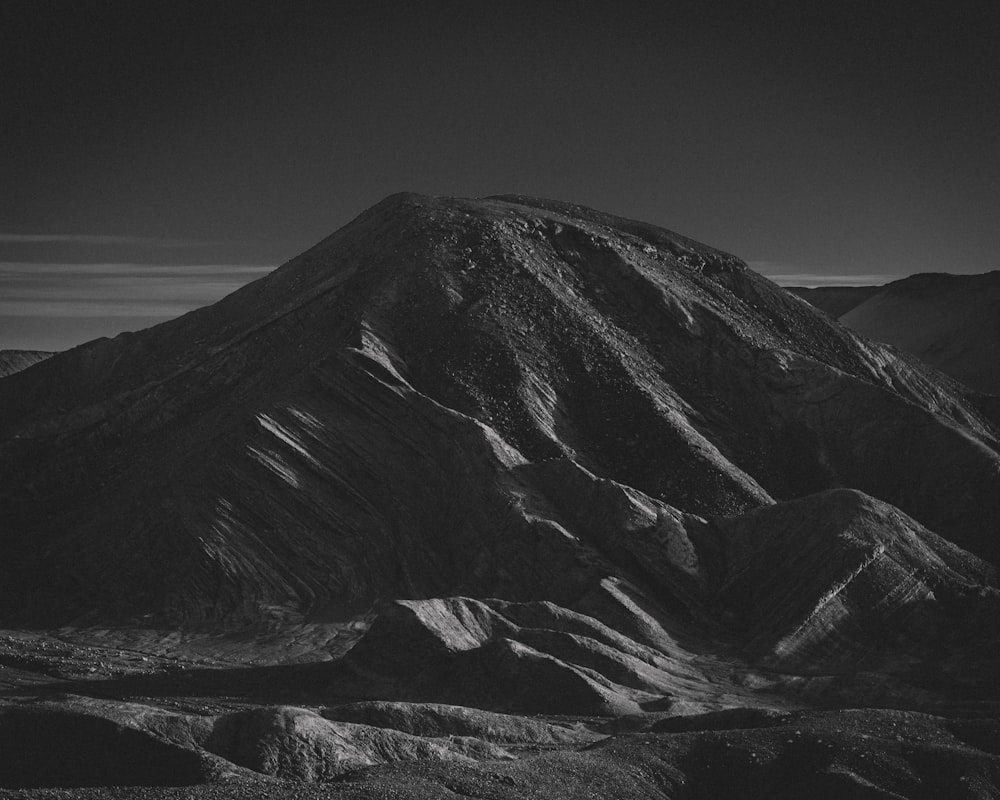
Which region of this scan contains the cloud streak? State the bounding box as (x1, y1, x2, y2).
(764, 273, 903, 287)
(0, 233, 248, 247)
(0, 262, 273, 349)
(0, 262, 275, 277)
(747, 261, 902, 287)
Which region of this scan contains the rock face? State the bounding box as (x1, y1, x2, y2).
(840, 271, 1000, 395)
(0, 349, 53, 378)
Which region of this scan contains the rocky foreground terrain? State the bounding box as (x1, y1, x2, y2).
(1, 194, 999, 798)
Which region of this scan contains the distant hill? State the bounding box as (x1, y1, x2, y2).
(841, 271, 1000, 395)
(0, 350, 54, 378)
(785, 285, 881, 317)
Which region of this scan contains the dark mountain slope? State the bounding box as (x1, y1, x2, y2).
(0, 194, 998, 629)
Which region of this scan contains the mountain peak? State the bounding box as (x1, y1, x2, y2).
(1, 195, 998, 627)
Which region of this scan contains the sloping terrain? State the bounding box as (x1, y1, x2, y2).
(330, 490, 998, 716)
(1, 194, 999, 796)
(3, 705, 1000, 798)
(0, 695, 513, 787)
(840, 271, 1000, 395)
(786, 285, 881, 318)
(0, 349, 53, 377)
(1, 193, 997, 625)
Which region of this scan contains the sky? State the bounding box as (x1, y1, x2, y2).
(2, 0, 998, 351)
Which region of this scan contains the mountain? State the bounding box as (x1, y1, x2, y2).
(788, 272, 1000, 396)
(2, 194, 999, 795)
(2, 193, 997, 625)
(0, 349, 53, 377)
(839, 271, 1000, 395)
(785, 285, 881, 318)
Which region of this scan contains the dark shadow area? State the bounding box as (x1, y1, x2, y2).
(1, 660, 352, 706)
(0, 705, 212, 787)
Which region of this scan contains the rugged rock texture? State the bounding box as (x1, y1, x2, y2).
(0, 695, 511, 788)
(4, 704, 1000, 797)
(320, 701, 597, 745)
(319, 489, 998, 716)
(204, 705, 511, 781)
(712, 489, 997, 671)
(0, 349, 53, 378)
(335, 595, 734, 717)
(840, 271, 1000, 395)
(1, 193, 997, 628)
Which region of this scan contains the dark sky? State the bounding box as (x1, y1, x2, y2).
(2, 1, 998, 350)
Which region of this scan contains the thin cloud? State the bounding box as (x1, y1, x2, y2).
(765, 273, 902, 287)
(0, 262, 275, 276)
(0, 300, 201, 318)
(0, 233, 248, 247)
(0, 262, 272, 324)
(747, 261, 902, 287)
